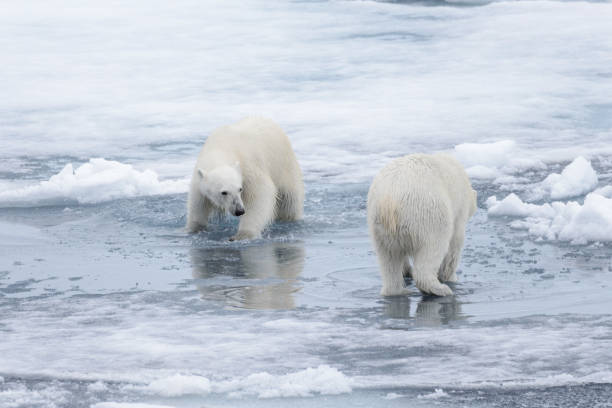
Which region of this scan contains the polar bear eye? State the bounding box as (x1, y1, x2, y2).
(239, 188, 243, 193)
(221, 191, 228, 196)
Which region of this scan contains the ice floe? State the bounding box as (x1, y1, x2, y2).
(0, 158, 188, 207)
(131, 365, 352, 399)
(487, 191, 612, 244)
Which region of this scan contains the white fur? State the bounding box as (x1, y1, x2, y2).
(187, 117, 304, 240)
(367, 153, 477, 297)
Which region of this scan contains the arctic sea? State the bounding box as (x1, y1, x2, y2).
(1, 0, 612, 407)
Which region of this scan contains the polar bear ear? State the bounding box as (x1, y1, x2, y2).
(197, 168, 207, 180)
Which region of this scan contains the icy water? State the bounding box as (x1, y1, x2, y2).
(2, 0, 612, 407)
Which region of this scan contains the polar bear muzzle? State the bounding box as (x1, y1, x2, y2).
(234, 203, 245, 217)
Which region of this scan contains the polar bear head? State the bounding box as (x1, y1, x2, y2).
(197, 163, 245, 217)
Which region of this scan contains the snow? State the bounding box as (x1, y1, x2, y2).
(87, 381, 108, 392)
(453, 140, 517, 166)
(0, 158, 188, 207)
(1, 0, 612, 182)
(453, 140, 549, 180)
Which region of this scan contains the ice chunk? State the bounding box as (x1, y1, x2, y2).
(143, 374, 211, 397)
(214, 365, 353, 398)
(487, 192, 612, 244)
(383, 392, 406, 400)
(136, 365, 352, 399)
(0, 158, 188, 207)
(417, 388, 449, 399)
(593, 185, 612, 198)
(486, 193, 555, 218)
(540, 156, 598, 199)
(558, 193, 612, 244)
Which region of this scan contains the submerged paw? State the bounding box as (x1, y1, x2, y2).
(229, 230, 257, 241)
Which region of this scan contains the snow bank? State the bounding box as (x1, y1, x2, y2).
(540, 156, 598, 199)
(0, 159, 188, 207)
(487, 191, 612, 244)
(137, 365, 352, 399)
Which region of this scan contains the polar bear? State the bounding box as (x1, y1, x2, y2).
(187, 117, 304, 240)
(367, 154, 477, 297)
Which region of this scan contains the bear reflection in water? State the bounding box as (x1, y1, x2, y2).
(383, 290, 465, 326)
(190, 242, 304, 310)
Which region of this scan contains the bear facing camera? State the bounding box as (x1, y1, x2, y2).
(187, 117, 304, 241)
(367, 153, 477, 297)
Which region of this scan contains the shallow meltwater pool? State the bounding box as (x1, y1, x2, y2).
(1, 181, 612, 408)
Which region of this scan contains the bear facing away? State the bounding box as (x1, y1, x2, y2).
(367, 154, 477, 297)
(187, 117, 304, 240)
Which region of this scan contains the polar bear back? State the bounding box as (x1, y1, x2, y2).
(198, 117, 301, 191)
(367, 153, 474, 248)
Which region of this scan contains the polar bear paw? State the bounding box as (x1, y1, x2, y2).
(229, 230, 257, 241)
(423, 283, 453, 297)
(380, 286, 411, 297)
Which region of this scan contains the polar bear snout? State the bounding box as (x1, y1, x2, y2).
(234, 205, 245, 217)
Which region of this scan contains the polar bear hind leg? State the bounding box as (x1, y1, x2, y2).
(438, 228, 464, 283)
(412, 240, 454, 297)
(275, 188, 303, 221)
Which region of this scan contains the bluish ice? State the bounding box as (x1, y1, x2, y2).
(1, 0, 612, 407)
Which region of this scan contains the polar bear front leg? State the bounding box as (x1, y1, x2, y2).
(187, 194, 212, 233)
(376, 247, 410, 296)
(231, 176, 277, 241)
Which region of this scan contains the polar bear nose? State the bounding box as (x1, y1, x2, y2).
(234, 207, 245, 217)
